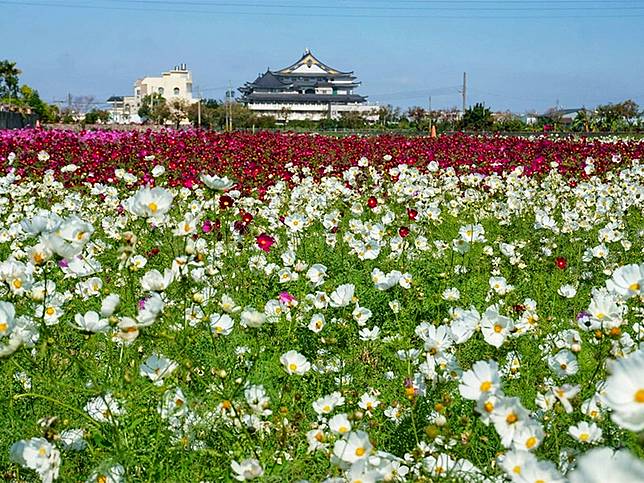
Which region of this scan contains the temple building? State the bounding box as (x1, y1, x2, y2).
(239, 50, 378, 122)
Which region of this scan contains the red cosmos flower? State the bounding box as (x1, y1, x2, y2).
(147, 247, 160, 257)
(202, 220, 213, 233)
(555, 257, 568, 270)
(367, 196, 378, 209)
(241, 212, 253, 224)
(407, 208, 418, 221)
(219, 195, 234, 209)
(399, 226, 410, 238)
(256, 233, 275, 252)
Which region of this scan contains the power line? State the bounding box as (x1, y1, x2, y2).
(104, 0, 644, 11)
(3, 0, 644, 18)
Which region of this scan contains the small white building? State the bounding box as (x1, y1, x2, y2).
(107, 64, 198, 124)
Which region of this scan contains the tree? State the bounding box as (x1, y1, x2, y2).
(19, 85, 58, 122)
(0, 60, 21, 99)
(406, 106, 427, 128)
(138, 93, 170, 125)
(279, 106, 292, 124)
(459, 103, 494, 131)
(338, 110, 367, 129)
(378, 104, 401, 127)
(596, 100, 640, 130)
(84, 109, 111, 124)
(168, 98, 191, 128)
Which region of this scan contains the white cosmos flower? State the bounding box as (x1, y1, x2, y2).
(306, 263, 327, 286)
(328, 413, 352, 434)
(332, 430, 372, 464)
(548, 349, 579, 377)
(127, 186, 174, 218)
(240, 307, 266, 328)
(140, 268, 174, 292)
(329, 283, 355, 307)
(459, 360, 502, 401)
(606, 263, 643, 299)
(0, 301, 16, 337)
(352, 304, 372, 326)
(480, 305, 513, 348)
(568, 421, 603, 444)
(308, 313, 325, 333)
(140, 353, 178, 386)
(231, 458, 263, 481)
(201, 173, 235, 191)
(10, 437, 61, 483)
(603, 349, 644, 431)
(558, 284, 577, 298)
(280, 350, 310, 375)
(490, 397, 530, 448)
(86, 463, 126, 483)
(568, 447, 644, 483)
(210, 313, 234, 336)
(84, 393, 123, 423)
(72, 311, 109, 333)
(100, 294, 121, 317)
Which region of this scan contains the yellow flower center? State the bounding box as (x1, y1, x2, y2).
(635, 389, 644, 403)
(46, 307, 55, 316)
(579, 433, 589, 441)
(215, 326, 223, 333)
(512, 465, 521, 474)
(76, 231, 86, 241)
(97, 475, 107, 483)
(596, 313, 605, 320)
(536, 480, 545, 483)
(12, 279, 22, 289)
(33, 253, 44, 264)
(323, 405, 331, 413)
(288, 363, 298, 372)
(484, 401, 494, 413)
(494, 324, 502, 333)
(480, 381, 492, 392)
(629, 282, 640, 292)
(506, 412, 518, 424)
(525, 436, 537, 449)
(148, 202, 158, 213)
(355, 447, 366, 457)
(339, 425, 349, 433)
(38, 447, 47, 456)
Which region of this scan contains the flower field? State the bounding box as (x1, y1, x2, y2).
(0, 129, 643, 482)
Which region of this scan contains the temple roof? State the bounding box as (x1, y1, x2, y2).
(251, 70, 289, 89)
(274, 50, 353, 76)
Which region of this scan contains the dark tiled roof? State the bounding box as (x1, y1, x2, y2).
(107, 96, 124, 102)
(251, 71, 290, 89)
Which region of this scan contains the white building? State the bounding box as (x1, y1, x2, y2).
(107, 64, 198, 124)
(239, 50, 379, 123)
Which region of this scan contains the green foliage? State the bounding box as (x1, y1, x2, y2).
(138, 93, 170, 124)
(459, 103, 494, 131)
(84, 109, 111, 125)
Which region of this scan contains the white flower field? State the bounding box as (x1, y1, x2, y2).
(0, 138, 643, 482)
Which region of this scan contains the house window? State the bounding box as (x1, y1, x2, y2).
(158, 87, 164, 95)
(174, 87, 180, 95)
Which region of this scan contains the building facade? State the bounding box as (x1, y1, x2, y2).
(107, 64, 198, 124)
(239, 50, 378, 122)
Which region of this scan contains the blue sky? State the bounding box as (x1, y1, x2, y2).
(2, 0, 644, 113)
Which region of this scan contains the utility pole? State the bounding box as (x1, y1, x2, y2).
(462, 72, 467, 114)
(428, 95, 432, 135)
(67, 93, 72, 115)
(197, 86, 201, 128)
